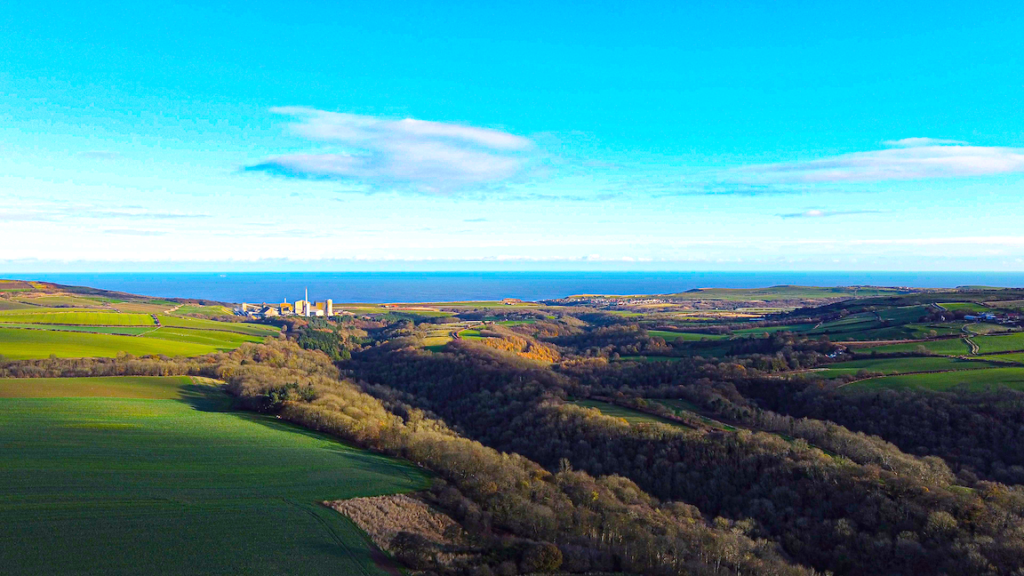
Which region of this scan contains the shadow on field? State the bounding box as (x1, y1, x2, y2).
(176, 384, 235, 412)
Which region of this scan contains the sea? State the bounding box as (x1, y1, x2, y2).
(7, 272, 1024, 304)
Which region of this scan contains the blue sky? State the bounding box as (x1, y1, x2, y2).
(2, 0, 1023, 271)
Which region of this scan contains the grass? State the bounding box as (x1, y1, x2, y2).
(813, 357, 999, 377)
(568, 399, 684, 426)
(0, 311, 155, 326)
(857, 338, 971, 356)
(0, 327, 225, 359)
(974, 332, 1024, 354)
(0, 377, 428, 575)
(459, 329, 484, 340)
(113, 301, 178, 314)
(968, 323, 1014, 335)
(156, 315, 280, 336)
(20, 295, 112, 308)
(983, 353, 1024, 364)
(0, 300, 34, 311)
(845, 367, 1024, 392)
(0, 375, 194, 399)
(170, 304, 235, 317)
(142, 327, 266, 349)
(876, 305, 929, 323)
(0, 323, 156, 335)
(939, 302, 992, 313)
(731, 323, 817, 336)
(616, 355, 683, 362)
(648, 330, 728, 342)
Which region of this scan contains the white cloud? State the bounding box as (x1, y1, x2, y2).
(779, 209, 883, 219)
(882, 137, 967, 148)
(249, 107, 535, 194)
(732, 140, 1024, 184)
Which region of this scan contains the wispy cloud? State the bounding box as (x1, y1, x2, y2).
(248, 107, 535, 194)
(882, 137, 967, 148)
(730, 139, 1024, 184)
(779, 209, 884, 219)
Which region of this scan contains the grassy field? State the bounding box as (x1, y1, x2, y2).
(983, 353, 1024, 364)
(0, 377, 428, 575)
(142, 327, 266, 349)
(0, 323, 156, 335)
(568, 399, 684, 426)
(731, 323, 817, 336)
(940, 302, 992, 313)
(845, 367, 1024, 392)
(648, 330, 728, 342)
(814, 357, 999, 377)
(0, 328, 224, 359)
(156, 315, 279, 336)
(0, 375, 194, 398)
(113, 301, 178, 314)
(169, 304, 235, 317)
(0, 300, 34, 311)
(0, 311, 155, 326)
(975, 332, 1024, 354)
(876, 305, 930, 323)
(857, 338, 971, 356)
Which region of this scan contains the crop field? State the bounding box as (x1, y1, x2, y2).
(857, 338, 971, 356)
(169, 304, 235, 317)
(568, 399, 684, 426)
(142, 327, 266, 348)
(0, 377, 428, 575)
(21, 295, 116, 307)
(845, 367, 1024, 392)
(0, 323, 156, 335)
(877, 305, 930, 323)
(113, 301, 178, 314)
(731, 323, 817, 335)
(0, 327, 225, 359)
(0, 300, 34, 311)
(814, 357, 999, 377)
(905, 323, 965, 338)
(940, 302, 992, 313)
(648, 330, 728, 342)
(983, 353, 1024, 364)
(0, 375, 194, 398)
(156, 314, 280, 336)
(974, 332, 1024, 354)
(0, 311, 155, 326)
(968, 323, 1015, 335)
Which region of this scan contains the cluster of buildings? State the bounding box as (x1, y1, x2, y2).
(239, 289, 333, 318)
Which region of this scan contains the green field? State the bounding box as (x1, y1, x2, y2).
(0, 300, 34, 311)
(169, 304, 235, 317)
(730, 323, 817, 336)
(857, 338, 971, 356)
(569, 399, 684, 426)
(939, 302, 992, 313)
(0, 377, 428, 575)
(143, 327, 266, 348)
(814, 357, 999, 377)
(0, 327, 223, 359)
(648, 330, 728, 342)
(0, 375, 194, 398)
(983, 353, 1024, 364)
(157, 314, 280, 336)
(845, 367, 1024, 392)
(0, 323, 156, 335)
(974, 332, 1024, 354)
(0, 311, 155, 326)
